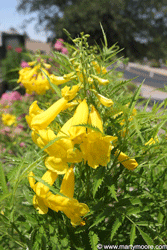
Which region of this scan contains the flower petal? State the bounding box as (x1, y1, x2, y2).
(31, 98, 68, 130)
(60, 167, 74, 198)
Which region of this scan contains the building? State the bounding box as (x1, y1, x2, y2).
(25, 38, 51, 54)
(0, 29, 25, 59)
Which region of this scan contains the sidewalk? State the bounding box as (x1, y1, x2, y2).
(137, 83, 167, 102)
(128, 62, 167, 76)
(125, 62, 167, 102)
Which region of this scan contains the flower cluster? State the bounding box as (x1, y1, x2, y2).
(54, 39, 68, 54)
(26, 35, 138, 226)
(1, 113, 17, 126)
(17, 59, 52, 95)
(0, 91, 22, 106)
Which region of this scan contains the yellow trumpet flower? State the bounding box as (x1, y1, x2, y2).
(17, 62, 51, 94)
(115, 151, 138, 170)
(28, 170, 58, 214)
(96, 93, 114, 107)
(45, 156, 69, 175)
(80, 106, 117, 169)
(28, 168, 89, 226)
(69, 99, 89, 144)
(88, 105, 103, 133)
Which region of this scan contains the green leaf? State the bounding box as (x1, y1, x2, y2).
(126, 207, 141, 216)
(137, 227, 154, 245)
(157, 211, 164, 225)
(130, 224, 136, 245)
(74, 123, 104, 135)
(40, 135, 68, 152)
(89, 212, 106, 229)
(31, 176, 66, 197)
(110, 217, 123, 241)
(133, 117, 145, 144)
(129, 80, 144, 111)
(0, 193, 12, 202)
(108, 184, 118, 202)
(93, 168, 104, 198)
(89, 231, 99, 250)
(49, 81, 62, 97)
(0, 163, 8, 195)
(100, 23, 108, 48)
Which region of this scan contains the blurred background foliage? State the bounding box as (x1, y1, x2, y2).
(17, 0, 167, 61)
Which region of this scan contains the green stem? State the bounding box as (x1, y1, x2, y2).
(86, 164, 90, 199)
(0, 162, 8, 195)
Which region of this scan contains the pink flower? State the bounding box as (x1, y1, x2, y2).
(19, 142, 26, 147)
(10, 91, 22, 101)
(15, 47, 22, 53)
(58, 39, 64, 43)
(24, 93, 31, 97)
(0, 127, 11, 135)
(21, 61, 29, 68)
(0, 91, 22, 106)
(54, 39, 64, 51)
(17, 124, 24, 129)
(7, 45, 12, 50)
(61, 47, 68, 54)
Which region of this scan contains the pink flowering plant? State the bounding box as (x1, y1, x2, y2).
(54, 38, 68, 54)
(0, 30, 167, 249)
(0, 91, 35, 158)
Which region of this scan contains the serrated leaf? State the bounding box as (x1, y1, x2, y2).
(93, 178, 103, 199)
(89, 231, 99, 250)
(93, 168, 104, 198)
(109, 184, 118, 202)
(126, 207, 141, 216)
(137, 227, 154, 245)
(31, 176, 66, 197)
(40, 135, 68, 152)
(110, 217, 123, 241)
(74, 124, 104, 135)
(89, 212, 106, 229)
(130, 224, 136, 245)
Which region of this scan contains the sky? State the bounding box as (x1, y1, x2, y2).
(0, 0, 47, 42)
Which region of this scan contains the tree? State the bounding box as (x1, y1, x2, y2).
(17, 0, 167, 60)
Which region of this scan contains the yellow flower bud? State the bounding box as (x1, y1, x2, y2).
(96, 93, 114, 107)
(50, 74, 69, 85)
(116, 151, 138, 170)
(91, 75, 109, 85)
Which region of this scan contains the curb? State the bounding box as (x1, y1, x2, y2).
(136, 83, 167, 102)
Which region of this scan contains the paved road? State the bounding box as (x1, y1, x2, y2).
(116, 66, 167, 88)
